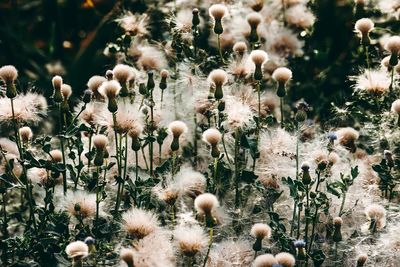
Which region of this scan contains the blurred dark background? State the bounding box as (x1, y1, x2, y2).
(0, 0, 398, 122)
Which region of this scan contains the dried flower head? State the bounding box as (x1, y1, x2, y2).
(336, 127, 359, 147)
(122, 208, 159, 239)
(209, 4, 228, 20)
(174, 167, 206, 198)
(65, 191, 97, 219)
(113, 64, 135, 84)
(52, 75, 63, 90)
(93, 134, 108, 150)
(246, 12, 262, 28)
(194, 193, 219, 215)
(285, 5, 315, 29)
(253, 254, 277, 267)
(87, 75, 106, 93)
(356, 253, 368, 266)
(202, 128, 222, 146)
(354, 18, 374, 36)
(391, 99, 400, 114)
(272, 67, 292, 84)
(250, 50, 269, 66)
(208, 69, 228, 87)
(0, 93, 47, 124)
(250, 223, 272, 239)
(174, 225, 208, 256)
(233, 41, 248, 55)
(117, 12, 148, 37)
(385, 36, 400, 54)
(98, 80, 121, 98)
(275, 252, 296, 267)
(160, 69, 169, 79)
(353, 69, 391, 95)
(49, 149, 63, 162)
(333, 217, 343, 226)
(65, 241, 89, 259)
(168, 120, 188, 138)
(19, 126, 33, 143)
(365, 204, 386, 221)
(61, 84, 72, 100)
(0, 65, 18, 84)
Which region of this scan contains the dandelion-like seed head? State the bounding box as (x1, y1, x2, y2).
(19, 126, 33, 143)
(233, 41, 248, 55)
(168, 120, 188, 138)
(272, 67, 292, 84)
(93, 134, 108, 150)
(0, 65, 18, 84)
(275, 252, 296, 267)
(65, 191, 97, 219)
(52, 75, 63, 90)
(87, 76, 107, 93)
(208, 69, 228, 87)
(336, 127, 359, 146)
(61, 84, 72, 100)
(253, 254, 277, 267)
(160, 69, 169, 78)
(128, 122, 143, 138)
(250, 223, 272, 239)
(209, 4, 228, 20)
(65, 241, 89, 259)
(354, 18, 374, 35)
(202, 128, 222, 146)
(356, 253, 368, 266)
(174, 225, 208, 256)
(365, 204, 386, 220)
(250, 50, 269, 66)
(113, 64, 135, 84)
(385, 36, 400, 54)
(333, 217, 343, 226)
(122, 208, 159, 239)
(246, 12, 262, 28)
(49, 149, 63, 162)
(98, 80, 121, 99)
(194, 193, 219, 215)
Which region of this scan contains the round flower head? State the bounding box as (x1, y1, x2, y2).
(250, 223, 272, 239)
(19, 126, 33, 143)
(336, 127, 359, 152)
(87, 75, 106, 91)
(272, 67, 292, 84)
(250, 50, 269, 66)
(0, 65, 18, 84)
(333, 217, 343, 226)
(98, 80, 121, 99)
(65, 191, 97, 219)
(356, 254, 368, 266)
(65, 240, 89, 259)
(275, 252, 296, 267)
(365, 204, 386, 220)
(52, 75, 63, 91)
(354, 18, 374, 36)
(202, 128, 222, 146)
(93, 134, 108, 150)
(168, 120, 188, 138)
(233, 41, 248, 55)
(253, 254, 277, 267)
(391, 99, 400, 114)
(122, 208, 159, 239)
(113, 64, 135, 84)
(174, 225, 208, 257)
(160, 69, 169, 78)
(208, 69, 228, 87)
(246, 12, 262, 28)
(381, 56, 391, 70)
(194, 193, 219, 215)
(49, 149, 63, 162)
(61, 84, 72, 100)
(385, 36, 400, 54)
(209, 4, 228, 20)
(120, 248, 135, 267)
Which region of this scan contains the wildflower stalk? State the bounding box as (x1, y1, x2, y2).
(112, 112, 123, 213)
(217, 34, 224, 63)
(213, 157, 218, 193)
(363, 45, 370, 71)
(296, 123, 300, 178)
(280, 97, 284, 124)
(234, 129, 241, 208)
(308, 205, 319, 252)
(338, 192, 346, 217)
(202, 227, 213, 267)
(57, 103, 68, 194)
(115, 134, 127, 213)
(2, 192, 8, 238)
(96, 166, 101, 221)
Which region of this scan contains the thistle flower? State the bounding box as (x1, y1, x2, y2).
(202, 128, 222, 158)
(87, 75, 107, 100)
(113, 64, 135, 97)
(385, 36, 400, 66)
(122, 208, 159, 239)
(27, 167, 49, 186)
(365, 204, 386, 232)
(208, 240, 253, 266)
(159, 69, 169, 90)
(225, 96, 254, 130)
(98, 80, 121, 113)
(209, 4, 228, 34)
(250, 0, 264, 11)
(275, 252, 296, 267)
(0, 93, 47, 124)
(168, 120, 188, 151)
(233, 41, 248, 56)
(52, 75, 63, 103)
(65, 241, 89, 264)
(61, 84, 72, 100)
(301, 162, 311, 185)
(208, 69, 228, 100)
(93, 134, 108, 166)
(49, 149, 63, 162)
(336, 127, 359, 153)
(0, 65, 18, 98)
(332, 217, 343, 242)
(272, 67, 292, 97)
(246, 12, 262, 43)
(250, 223, 271, 252)
(19, 126, 32, 144)
(354, 18, 374, 45)
(105, 70, 113, 80)
(174, 224, 208, 257)
(174, 167, 206, 198)
(120, 248, 135, 267)
(356, 253, 368, 267)
(285, 5, 315, 29)
(194, 193, 219, 227)
(65, 191, 97, 220)
(250, 50, 269, 80)
(117, 12, 148, 37)
(391, 99, 400, 126)
(253, 254, 277, 267)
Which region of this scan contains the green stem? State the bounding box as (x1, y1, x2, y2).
(234, 129, 241, 208)
(217, 34, 224, 63)
(339, 192, 346, 217)
(202, 227, 213, 267)
(280, 97, 284, 125)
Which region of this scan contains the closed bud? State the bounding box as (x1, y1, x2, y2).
(83, 89, 92, 104)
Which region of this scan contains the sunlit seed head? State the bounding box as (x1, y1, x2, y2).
(49, 149, 63, 162)
(122, 208, 159, 239)
(52, 75, 63, 90)
(98, 80, 121, 98)
(272, 67, 292, 84)
(61, 84, 72, 100)
(333, 217, 343, 226)
(246, 12, 262, 28)
(168, 120, 188, 138)
(250, 50, 269, 66)
(0, 65, 18, 84)
(87, 75, 107, 93)
(356, 253, 368, 266)
(233, 41, 248, 55)
(275, 252, 296, 267)
(93, 134, 108, 150)
(120, 248, 135, 267)
(253, 254, 277, 267)
(160, 69, 169, 78)
(209, 4, 228, 20)
(365, 204, 386, 220)
(208, 69, 228, 87)
(385, 36, 400, 54)
(174, 225, 208, 256)
(391, 99, 400, 114)
(19, 126, 33, 143)
(250, 223, 272, 239)
(113, 64, 135, 84)
(194, 193, 219, 215)
(202, 128, 222, 146)
(65, 241, 89, 259)
(354, 18, 374, 35)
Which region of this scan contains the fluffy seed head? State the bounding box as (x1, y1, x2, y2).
(209, 4, 228, 20)
(93, 134, 108, 150)
(160, 69, 169, 78)
(66, 191, 97, 219)
(333, 217, 343, 226)
(336, 127, 359, 145)
(168, 120, 188, 138)
(202, 128, 222, 146)
(250, 50, 269, 66)
(250, 223, 272, 239)
(113, 64, 135, 84)
(194, 193, 219, 215)
(354, 18, 374, 35)
(65, 241, 89, 259)
(61, 84, 72, 100)
(52, 75, 63, 90)
(253, 254, 277, 267)
(246, 12, 262, 28)
(356, 254, 368, 266)
(19, 126, 33, 143)
(233, 41, 247, 54)
(272, 67, 293, 84)
(381, 56, 391, 69)
(208, 69, 228, 87)
(0, 65, 18, 84)
(122, 208, 159, 239)
(365, 204, 386, 220)
(50, 149, 63, 162)
(275, 252, 296, 267)
(385, 36, 400, 54)
(87, 75, 107, 93)
(174, 225, 208, 256)
(391, 99, 400, 114)
(98, 80, 121, 98)
(120, 248, 134, 266)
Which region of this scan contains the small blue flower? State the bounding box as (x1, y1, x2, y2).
(327, 132, 337, 141)
(294, 239, 306, 248)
